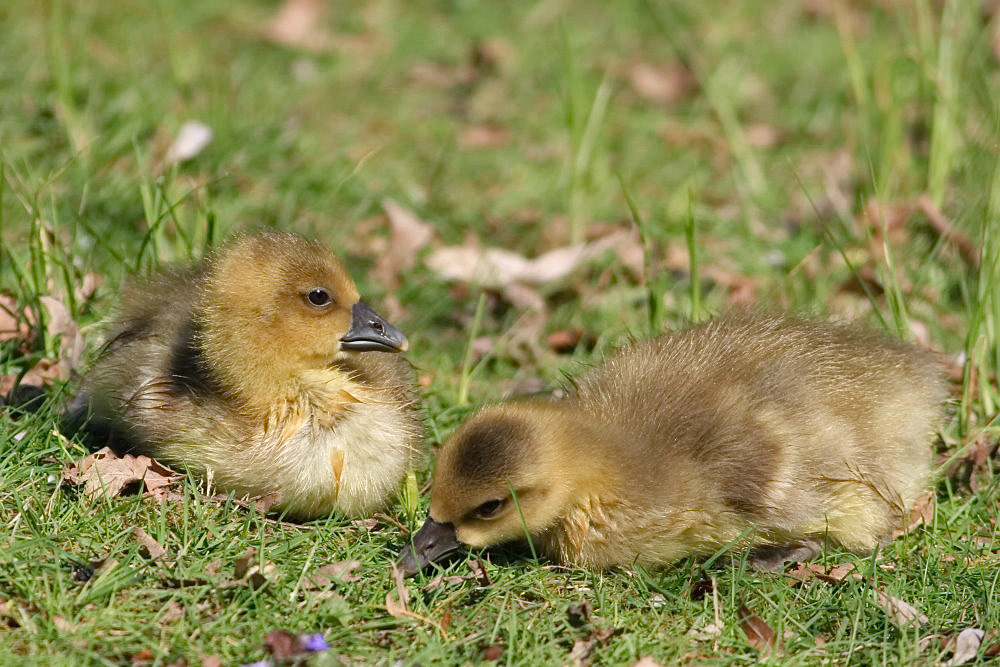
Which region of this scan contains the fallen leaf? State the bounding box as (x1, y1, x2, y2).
(481, 644, 504, 661)
(918, 195, 979, 268)
(824, 562, 857, 582)
(0, 295, 31, 342)
(871, 587, 928, 627)
(787, 561, 857, 586)
(630, 659, 666, 667)
(39, 295, 84, 376)
(745, 122, 782, 148)
(390, 563, 410, 609)
(231, 548, 276, 590)
(426, 236, 621, 289)
(422, 575, 469, 591)
(384, 592, 448, 638)
(688, 619, 724, 641)
(892, 491, 934, 539)
(51, 614, 74, 633)
(374, 199, 436, 287)
(567, 601, 594, 628)
(304, 560, 361, 589)
(62, 447, 181, 500)
(627, 60, 697, 105)
(75, 272, 100, 304)
(739, 604, 781, 653)
(458, 125, 509, 149)
(264, 630, 299, 660)
(264, 0, 331, 52)
(132, 526, 167, 560)
(158, 600, 184, 625)
(944, 627, 986, 666)
(468, 558, 491, 587)
(252, 491, 283, 513)
(568, 637, 597, 667)
(547, 328, 584, 353)
(200, 657, 222, 667)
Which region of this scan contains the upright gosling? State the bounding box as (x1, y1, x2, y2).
(400, 313, 946, 573)
(83, 231, 423, 519)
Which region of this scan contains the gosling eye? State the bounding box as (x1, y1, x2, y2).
(473, 498, 506, 520)
(306, 288, 333, 307)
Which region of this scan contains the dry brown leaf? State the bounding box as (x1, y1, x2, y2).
(390, 563, 410, 609)
(427, 235, 623, 288)
(63, 447, 181, 500)
(374, 199, 436, 287)
(458, 125, 510, 149)
(481, 644, 504, 661)
(163, 121, 213, 165)
(131, 648, 154, 665)
(76, 272, 100, 304)
(422, 575, 469, 591)
(739, 604, 781, 653)
(132, 526, 167, 560)
(872, 587, 928, 627)
(0, 295, 31, 342)
(467, 559, 491, 587)
(547, 328, 584, 353)
(231, 547, 276, 590)
(200, 657, 222, 667)
(409, 60, 476, 87)
(384, 592, 448, 638)
(33, 296, 83, 378)
(265, 0, 331, 52)
(630, 659, 666, 667)
(892, 491, 935, 539)
(569, 636, 597, 667)
(787, 561, 858, 586)
(918, 195, 979, 268)
(627, 60, 697, 105)
(51, 614, 74, 633)
(264, 630, 299, 660)
(252, 491, 283, 514)
(567, 601, 594, 628)
(745, 122, 782, 148)
(304, 560, 361, 589)
(158, 600, 184, 625)
(825, 562, 857, 582)
(944, 627, 986, 666)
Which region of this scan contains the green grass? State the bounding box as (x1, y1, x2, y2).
(2, 0, 998, 664)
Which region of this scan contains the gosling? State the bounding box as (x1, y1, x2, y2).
(82, 231, 423, 519)
(400, 313, 946, 573)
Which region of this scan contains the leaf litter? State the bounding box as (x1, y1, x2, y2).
(62, 447, 181, 501)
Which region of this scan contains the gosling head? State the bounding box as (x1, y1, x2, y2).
(196, 232, 407, 401)
(399, 403, 583, 574)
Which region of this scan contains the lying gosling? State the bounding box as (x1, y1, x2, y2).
(400, 313, 946, 573)
(82, 231, 423, 519)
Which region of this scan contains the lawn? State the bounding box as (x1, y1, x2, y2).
(1, 0, 998, 664)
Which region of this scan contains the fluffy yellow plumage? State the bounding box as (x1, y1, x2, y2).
(82, 231, 423, 519)
(400, 313, 946, 573)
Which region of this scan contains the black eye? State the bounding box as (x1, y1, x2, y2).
(306, 288, 332, 307)
(474, 499, 505, 520)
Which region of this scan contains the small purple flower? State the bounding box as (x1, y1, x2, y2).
(299, 633, 329, 652)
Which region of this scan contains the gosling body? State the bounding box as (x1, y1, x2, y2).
(402, 313, 946, 571)
(83, 232, 423, 519)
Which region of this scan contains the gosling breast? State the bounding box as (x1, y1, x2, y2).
(82, 231, 424, 519)
(401, 313, 946, 572)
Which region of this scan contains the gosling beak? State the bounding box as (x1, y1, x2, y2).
(340, 301, 409, 352)
(397, 517, 464, 576)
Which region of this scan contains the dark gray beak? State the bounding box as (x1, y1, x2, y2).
(397, 517, 464, 576)
(340, 301, 408, 352)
